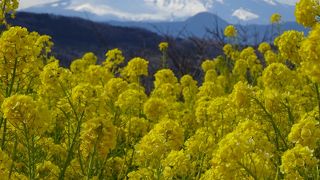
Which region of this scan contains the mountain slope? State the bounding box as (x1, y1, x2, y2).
(107, 12, 308, 43)
(8, 12, 163, 66)
(108, 12, 229, 37)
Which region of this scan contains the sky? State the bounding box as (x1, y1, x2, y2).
(18, 0, 298, 22)
(19, 0, 298, 10)
(19, 0, 55, 9)
(18, 0, 216, 21)
(277, 0, 298, 5)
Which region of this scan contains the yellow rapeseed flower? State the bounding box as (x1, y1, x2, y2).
(159, 42, 169, 52)
(224, 25, 237, 37)
(270, 13, 281, 24)
(295, 0, 320, 27)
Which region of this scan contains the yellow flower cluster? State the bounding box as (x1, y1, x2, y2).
(281, 144, 318, 179)
(134, 118, 184, 168)
(104, 48, 124, 73)
(224, 25, 237, 37)
(295, 0, 320, 27)
(270, 13, 282, 24)
(2, 94, 51, 134)
(300, 23, 320, 83)
(161, 150, 191, 179)
(0, 0, 19, 25)
(274, 30, 305, 65)
(158, 42, 169, 52)
(258, 42, 271, 54)
(0, 1, 319, 179)
(80, 117, 116, 158)
(209, 121, 276, 179)
(288, 111, 320, 149)
(121, 57, 149, 82)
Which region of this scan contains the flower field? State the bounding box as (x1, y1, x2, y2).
(0, 0, 319, 179)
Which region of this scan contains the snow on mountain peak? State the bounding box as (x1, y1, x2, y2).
(69, 3, 109, 16)
(232, 7, 259, 21)
(65, 0, 218, 21)
(143, 0, 214, 17)
(142, 0, 225, 8)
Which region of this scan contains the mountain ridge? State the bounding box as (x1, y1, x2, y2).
(21, 0, 296, 24)
(107, 11, 308, 41)
(8, 12, 163, 66)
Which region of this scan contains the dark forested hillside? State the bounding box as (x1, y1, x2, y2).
(8, 12, 163, 66)
(5, 12, 308, 71)
(7, 12, 223, 79)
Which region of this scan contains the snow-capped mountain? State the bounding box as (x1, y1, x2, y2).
(20, 0, 297, 24)
(209, 0, 295, 24)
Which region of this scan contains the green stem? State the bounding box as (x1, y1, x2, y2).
(77, 146, 85, 175)
(23, 123, 34, 180)
(87, 125, 102, 179)
(314, 83, 320, 119)
(237, 161, 258, 180)
(0, 116, 4, 130)
(98, 153, 111, 179)
(1, 118, 6, 150)
(280, 100, 294, 125)
(1, 0, 8, 25)
(31, 136, 36, 180)
(7, 56, 18, 97)
(57, 107, 72, 148)
(156, 165, 162, 180)
(58, 110, 85, 180)
(9, 133, 18, 178)
(58, 81, 79, 121)
(161, 51, 167, 69)
(2, 56, 18, 150)
(87, 138, 99, 179)
(195, 154, 206, 180)
(252, 97, 288, 150)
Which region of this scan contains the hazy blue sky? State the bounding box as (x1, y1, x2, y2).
(18, 0, 298, 22)
(19, 0, 298, 9)
(19, 0, 54, 9)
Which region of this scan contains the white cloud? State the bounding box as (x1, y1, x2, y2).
(19, 0, 294, 22)
(216, 0, 224, 4)
(68, 3, 173, 21)
(68, 0, 214, 21)
(19, 0, 57, 9)
(232, 8, 259, 21)
(70, 4, 110, 16)
(19, 0, 297, 12)
(51, 3, 59, 7)
(143, 0, 214, 20)
(143, 0, 212, 13)
(275, 0, 298, 5)
(263, 0, 276, 5)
